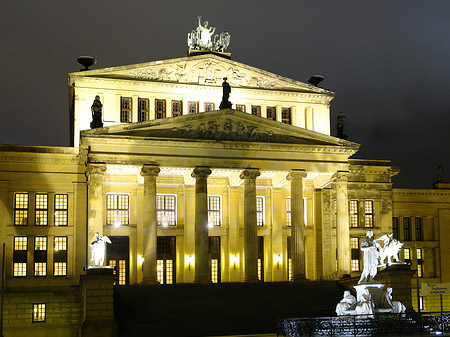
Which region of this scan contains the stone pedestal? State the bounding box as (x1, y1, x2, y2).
(354, 283, 385, 308)
(81, 267, 117, 337)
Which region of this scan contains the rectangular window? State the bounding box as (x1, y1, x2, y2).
(235, 104, 246, 112)
(415, 217, 423, 241)
(403, 217, 411, 241)
(266, 107, 276, 120)
(286, 197, 291, 227)
(106, 194, 129, 226)
(256, 196, 264, 226)
(364, 200, 374, 228)
(281, 107, 291, 124)
(157, 236, 176, 284)
(417, 248, 423, 277)
(138, 98, 149, 122)
(351, 237, 360, 271)
(211, 259, 219, 283)
(120, 97, 132, 123)
(208, 196, 221, 227)
(251, 105, 261, 117)
(32, 303, 46, 323)
(14, 193, 28, 226)
(188, 101, 198, 114)
(156, 195, 176, 227)
(34, 237, 47, 277)
(204, 102, 215, 112)
(55, 194, 68, 226)
(155, 99, 166, 119)
(54, 236, 67, 276)
(13, 236, 27, 277)
(392, 217, 399, 240)
(35, 194, 48, 226)
(287, 237, 292, 281)
(419, 296, 424, 311)
(171, 100, 182, 117)
(349, 200, 359, 228)
(404, 248, 411, 264)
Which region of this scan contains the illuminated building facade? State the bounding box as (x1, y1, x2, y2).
(0, 52, 449, 335)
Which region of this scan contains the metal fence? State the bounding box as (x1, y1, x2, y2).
(277, 312, 450, 336)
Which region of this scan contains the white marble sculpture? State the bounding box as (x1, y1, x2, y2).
(90, 232, 112, 266)
(358, 231, 382, 284)
(336, 290, 357, 316)
(382, 287, 406, 313)
(377, 234, 403, 265)
(355, 288, 375, 316)
(187, 16, 231, 52)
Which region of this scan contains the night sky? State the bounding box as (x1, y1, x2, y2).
(1, 1, 449, 188)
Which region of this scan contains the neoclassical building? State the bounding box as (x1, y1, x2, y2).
(0, 49, 449, 333)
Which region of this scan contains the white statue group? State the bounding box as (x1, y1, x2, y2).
(336, 230, 406, 316)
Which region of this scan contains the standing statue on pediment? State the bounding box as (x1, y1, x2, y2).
(219, 77, 232, 110)
(337, 112, 347, 140)
(90, 95, 103, 129)
(438, 163, 445, 182)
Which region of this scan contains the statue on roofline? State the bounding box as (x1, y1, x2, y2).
(90, 95, 103, 129)
(187, 16, 231, 52)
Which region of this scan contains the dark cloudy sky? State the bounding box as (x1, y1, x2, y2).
(1, 1, 449, 188)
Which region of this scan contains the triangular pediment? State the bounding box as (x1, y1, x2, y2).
(82, 109, 358, 149)
(70, 54, 333, 94)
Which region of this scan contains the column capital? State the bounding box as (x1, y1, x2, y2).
(86, 163, 107, 176)
(333, 170, 349, 183)
(191, 167, 212, 179)
(286, 169, 307, 181)
(240, 168, 261, 180)
(140, 164, 160, 177)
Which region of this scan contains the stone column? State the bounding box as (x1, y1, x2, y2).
(334, 171, 351, 277)
(140, 164, 160, 284)
(192, 167, 212, 283)
(287, 169, 308, 280)
(240, 169, 261, 282)
(86, 163, 107, 266)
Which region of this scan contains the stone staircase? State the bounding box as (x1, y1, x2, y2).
(114, 281, 346, 337)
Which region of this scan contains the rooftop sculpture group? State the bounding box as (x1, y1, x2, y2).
(187, 16, 231, 52)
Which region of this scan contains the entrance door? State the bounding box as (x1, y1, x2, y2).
(209, 236, 221, 283)
(106, 236, 129, 285)
(157, 236, 176, 284)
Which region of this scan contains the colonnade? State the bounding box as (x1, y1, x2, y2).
(86, 163, 351, 283)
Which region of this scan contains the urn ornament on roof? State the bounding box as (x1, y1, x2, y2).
(187, 16, 231, 52)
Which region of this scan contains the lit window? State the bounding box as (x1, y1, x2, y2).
(257, 259, 262, 280)
(120, 97, 132, 123)
(251, 105, 261, 116)
(351, 260, 360, 272)
(155, 99, 166, 119)
(364, 200, 374, 228)
(415, 217, 423, 241)
(35, 194, 48, 226)
(349, 200, 359, 228)
(350, 237, 359, 249)
(281, 107, 291, 124)
(419, 296, 424, 310)
(211, 259, 219, 283)
(157, 237, 176, 284)
(34, 237, 47, 277)
(209, 236, 221, 283)
(235, 104, 246, 112)
(404, 248, 411, 263)
(257, 196, 264, 226)
(417, 248, 423, 277)
(392, 217, 399, 240)
(33, 303, 46, 323)
(286, 197, 291, 227)
(171, 100, 182, 117)
(403, 217, 411, 241)
(54, 237, 67, 276)
(14, 193, 28, 226)
(118, 260, 126, 285)
(138, 98, 149, 122)
(208, 196, 221, 227)
(156, 195, 176, 227)
(157, 260, 164, 284)
(188, 101, 198, 114)
(351, 237, 360, 271)
(55, 194, 68, 226)
(266, 107, 276, 120)
(13, 236, 27, 277)
(204, 102, 215, 112)
(106, 194, 129, 226)
(287, 237, 292, 280)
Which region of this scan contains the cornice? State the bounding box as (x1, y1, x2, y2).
(393, 189, 450, 197)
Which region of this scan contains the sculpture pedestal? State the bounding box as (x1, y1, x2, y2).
(354, 283, 385, 308)
(80, 267, 117, 337)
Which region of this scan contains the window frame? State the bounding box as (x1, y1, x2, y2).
(266, 107, 276, 121)
(281, 107, 291, 124)
(403, 217, 411, 241)
(156, 194, 177, 227)
(286, 197, 291, 227)
(349, 200, 359, 228)
(188, 101, 198, 114)
(256, 196, 265, 227)
(34, 236, 47, 277)
(54, 194, 68, 226)
(364, 200, 374, 228)
(235, 104, 246, 112)
(207, 195, 222, 227)
(54, 236, 67, 277)
(106, 193, 130, 226)
(155, 99, 166, 119)
(204, 102, 215, 112)
(13, 236, 28, 277)
(138, 98, 150, 122)
(415, 217, 423, 241)
(171, 100, 183, 117)
(32, 303, 46, 323)
(251, 105, 261, 117)
(120, 97, 132, 123)
(14, 192, 29, 226)
(35, 193, 48, 226)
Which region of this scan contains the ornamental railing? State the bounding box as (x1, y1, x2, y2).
(278, 312, 450, 336)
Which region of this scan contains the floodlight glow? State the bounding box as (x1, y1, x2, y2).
(185, 255, 195, 271)
(230, 254, 239, 270)
(113, 221, 121, 228)
(274, 254, 282, 270)
(137, 256, 144, 264)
